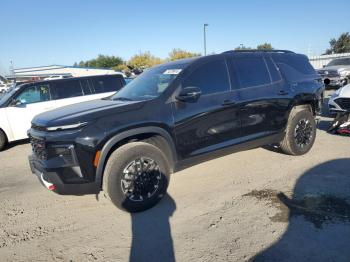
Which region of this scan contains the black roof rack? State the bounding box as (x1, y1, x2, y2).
(222, 49, 295, 54)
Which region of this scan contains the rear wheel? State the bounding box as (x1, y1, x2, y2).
(103, 142, 170, 212)
(280, 109, 316, 155)
(0, 130, 7, 151)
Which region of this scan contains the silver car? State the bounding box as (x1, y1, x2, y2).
(328, 84, 350, 113)
(317, 57, 350, 88)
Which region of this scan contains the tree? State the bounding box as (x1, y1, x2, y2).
(325, 32, 350, 54)
(128, 51, 163, 69)
(75, 55, 124, 69)
(168, 48, 200, 61)
(234, 45, 252, 51)
(257, 43, 274, 50)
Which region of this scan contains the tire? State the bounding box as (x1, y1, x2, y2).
(0, 130, 7, 151)
(279, 109, 316, 156)
(103, 142, 170, 212)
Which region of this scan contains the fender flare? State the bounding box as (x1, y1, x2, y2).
(95, 126, 177, 186)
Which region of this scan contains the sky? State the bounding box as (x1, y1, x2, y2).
(0, 0, 349, 75)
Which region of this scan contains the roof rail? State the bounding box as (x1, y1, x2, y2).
(222, 49, 295, 54)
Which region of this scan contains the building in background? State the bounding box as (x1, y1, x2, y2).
(309, 53, 350, 69)
(7, 65, 124, 82)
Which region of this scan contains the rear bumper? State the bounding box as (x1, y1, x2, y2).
(29, 154, 100, 195)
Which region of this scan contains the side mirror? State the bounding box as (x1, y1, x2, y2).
(176, 86, 201, 102)
(10, 99, 23, 107)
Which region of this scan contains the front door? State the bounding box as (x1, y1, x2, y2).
(5, 83, 54, 140)
(172, 58, 241, 160)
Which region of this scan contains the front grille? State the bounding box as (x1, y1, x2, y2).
(318, 70, 339, 77)
(30, 136, 47, 160)
(335, 98, 350, 111)
(31, 124, 47, 132)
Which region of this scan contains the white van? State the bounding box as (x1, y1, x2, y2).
(0, 74, 125, 150)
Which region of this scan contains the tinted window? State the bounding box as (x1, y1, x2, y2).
(183, 59, 230, 95)
(272, 54, 315, 75)
(15, 84, 50, 104)
(50, 80, 83, 100)
(80, 79, 92, 95)
(265, 57, 282, 82)
(91, 76, 123, 94)
(234, 57, 270, 88)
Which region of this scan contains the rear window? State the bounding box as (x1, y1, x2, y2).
(233, 57, 270, 88)
(50, 80, 83, 100)
(91, 76, 124, 94)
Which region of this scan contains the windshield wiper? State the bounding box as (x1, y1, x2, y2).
(112, 97, 134, 101)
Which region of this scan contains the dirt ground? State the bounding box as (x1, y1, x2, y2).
(1, 93, 350, 262)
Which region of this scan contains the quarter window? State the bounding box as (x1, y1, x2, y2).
(15, 84, 50, 104)
(234, 57, 270, 88)
(183, 59, 230, 95)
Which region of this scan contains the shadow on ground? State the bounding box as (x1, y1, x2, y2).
(129, 194, 176, 262)
(248, 158, 350, 262)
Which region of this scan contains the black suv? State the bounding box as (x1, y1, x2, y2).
(28, 50, 324, 212)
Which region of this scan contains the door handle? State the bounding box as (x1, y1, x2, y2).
(278, 90, 289, 96)
(222, 100, 236, 106)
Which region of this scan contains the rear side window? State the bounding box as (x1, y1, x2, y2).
(234, 57, 270, 88)
(265, 57, 282, 82)
(183, 59, 230, 95)
(91, 76, 124, 94)
(80, 79, 92, 95)
(50, 80, 83, 100)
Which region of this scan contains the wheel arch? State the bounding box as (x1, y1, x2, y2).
(95, 126, 177, 187)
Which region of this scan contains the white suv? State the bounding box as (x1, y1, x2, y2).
(0, 74, 125, 150)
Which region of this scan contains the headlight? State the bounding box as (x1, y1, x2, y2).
(334, 88, 342, 96)
(46, 122, 87, 131)
(339, 71, 348, 76)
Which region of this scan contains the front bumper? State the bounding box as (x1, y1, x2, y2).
(322, 76, 347, 88)
(328, 97, 350, 113)
(29, 153, 100, 195)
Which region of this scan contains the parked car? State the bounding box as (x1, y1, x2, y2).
(328, 83, 350, 114)
(317, 57, 350, 88)
(0, 74, 125, 150)
(28, 50, 324, 212)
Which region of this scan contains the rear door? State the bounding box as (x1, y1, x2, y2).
(229, 54, 290, 139)
(172, 57, 241, 160)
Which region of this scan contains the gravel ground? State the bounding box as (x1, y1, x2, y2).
(1, 93, 350, 262)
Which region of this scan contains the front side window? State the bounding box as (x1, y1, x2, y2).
(50, 80, 83, 100)
(183, 59, 230, 95)
(111, 63, 188, 101)
(234, 57, 271, 88)
(15, 84, 50, 104)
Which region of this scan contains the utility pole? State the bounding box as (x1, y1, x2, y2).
(203, 23, 209, 55)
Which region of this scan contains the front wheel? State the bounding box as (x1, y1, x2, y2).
(279, 110, 316, 156)
(0, 130, 7, 151)
(103, 142, 170, 212)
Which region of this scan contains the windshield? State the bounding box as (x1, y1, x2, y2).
(327, 58, 350, 66)
(0, 84, 21, 107)
(111, 63, 188, 101)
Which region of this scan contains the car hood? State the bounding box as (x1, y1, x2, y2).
(338, 84, 350, 97)
(32, 98, 146, 127)
(319, 65, 350, 72)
